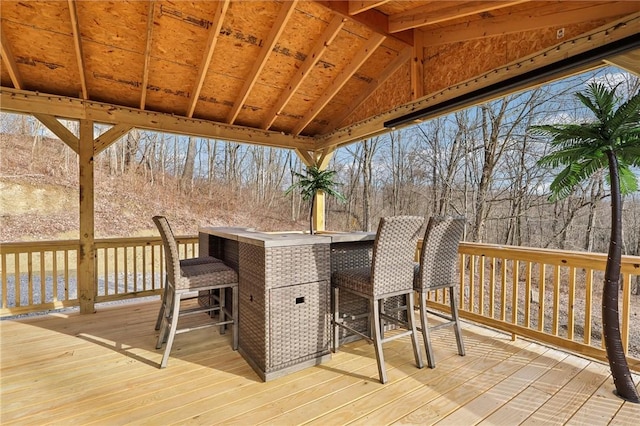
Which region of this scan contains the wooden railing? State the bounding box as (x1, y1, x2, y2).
(2, 236, 639, 370)
(0, 236, 198, 317)
(426, 242, 640, 371)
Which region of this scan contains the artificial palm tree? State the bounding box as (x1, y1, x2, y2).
(531, 82, 640, 403)
(285, 165, 346, 234)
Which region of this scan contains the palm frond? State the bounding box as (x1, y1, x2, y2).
(619, 165, 639, 195)
(532, 82, 639, 203)
(608, 89, 640, 136)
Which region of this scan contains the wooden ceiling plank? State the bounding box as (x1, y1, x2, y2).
(139, 0, 155, 110)
(67, 0, 88, 100)
(422, 1, 640, 47)
(389, 0, 528, 33)
(0, 28, 23, 90)
(324, 46, 411, 131)
(349, 1, 390, 15)
(262, 14, 347, 130)
(186, 0, 230, 118)
(292, 33, 386, 135)
(94, 123, 133, 155)
(1, 88, 314, 150)
(33, 113, 79, 154)
(227, 0, 298, 124)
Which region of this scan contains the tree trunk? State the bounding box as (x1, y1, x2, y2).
(181, 136, 197, 191)
(124, 130, 138, 172)
(602, 151, 639, 403)
(361, 138, 378, 232)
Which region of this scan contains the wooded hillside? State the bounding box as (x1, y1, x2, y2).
(1, 67, 639, 258)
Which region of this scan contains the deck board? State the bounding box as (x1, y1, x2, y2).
(1, 299, 638, 425)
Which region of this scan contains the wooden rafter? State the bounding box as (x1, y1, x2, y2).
(348, 1, 390, 15)
(412, 31, 424, 100)
(139, 0, 155, 110)
(262, 15, 347, 130)
(186, 0, 230, 118)
(227, 1, 298, 124)
(389, 0, 528, 33)
(67, 0, 88, 100)
(324, 47, 411, 132)
(292, 33, 386, 135)
(318, 1, 413, 45)
(0, 28, 23, 90)
(421, 1, 640, 46)
(33, 113, 79, 154)
(1, 88, 315, 150)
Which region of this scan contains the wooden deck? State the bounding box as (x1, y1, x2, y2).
(1, 300, 639, 425)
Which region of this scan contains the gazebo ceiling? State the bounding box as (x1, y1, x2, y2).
(1, 1, 639, 153)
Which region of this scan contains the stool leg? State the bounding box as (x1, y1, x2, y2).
(159, 293, 181, 369)
(378, 299, 385, 338)
(231, 285, 238, 350)
(449, 286, 465, 356)
(407, 292, 424, 369)
(371, 298, 387, 384)
(156, 284, 174, 348)
(332, 286, 340, 352)
(418, 291, 435, 368)
(219, 288, 226, 335)
(155, 275, 168, 330)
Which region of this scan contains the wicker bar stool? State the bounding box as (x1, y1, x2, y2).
(153, 216, 238, 369)
(332, 216, 424, 384)
(414, 216, 466, 368)
(154, 254, 223, 332)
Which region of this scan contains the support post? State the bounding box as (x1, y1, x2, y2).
(313, 190, 326, 233)
(293, 147, 336, 233)
(78, 119, 95, 314)
(312, 148, 335, 233)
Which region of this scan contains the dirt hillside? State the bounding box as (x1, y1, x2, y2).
(0, 133, 301, 241)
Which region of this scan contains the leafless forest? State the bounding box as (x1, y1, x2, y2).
(2, 70, 640, 249)
(6, 68, 639, 257)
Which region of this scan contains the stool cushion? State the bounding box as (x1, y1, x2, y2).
(177, 262, 238, 290)
(332, 267, 372, 296)
(180, 256, 223, 267)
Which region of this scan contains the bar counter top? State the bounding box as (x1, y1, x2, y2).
(199, 226, 374, 247)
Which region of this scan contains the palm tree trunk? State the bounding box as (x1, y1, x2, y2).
(603, 151, 639, 403)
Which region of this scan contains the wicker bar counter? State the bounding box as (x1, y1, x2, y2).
(199, 228, 375, 381)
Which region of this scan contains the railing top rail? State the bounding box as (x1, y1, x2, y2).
(0, 239, 80, 253)
(459, 241, 640, 273)
(1, 235, 199, 252)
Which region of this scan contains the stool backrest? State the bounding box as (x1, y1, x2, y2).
(371, 216, 423, 296)
(153, 216, 181, 286)
(415, 216, 465, 291)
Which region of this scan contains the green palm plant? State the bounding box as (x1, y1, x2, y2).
(285, 165, 346, 234)
(531, 82, 640, 403)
